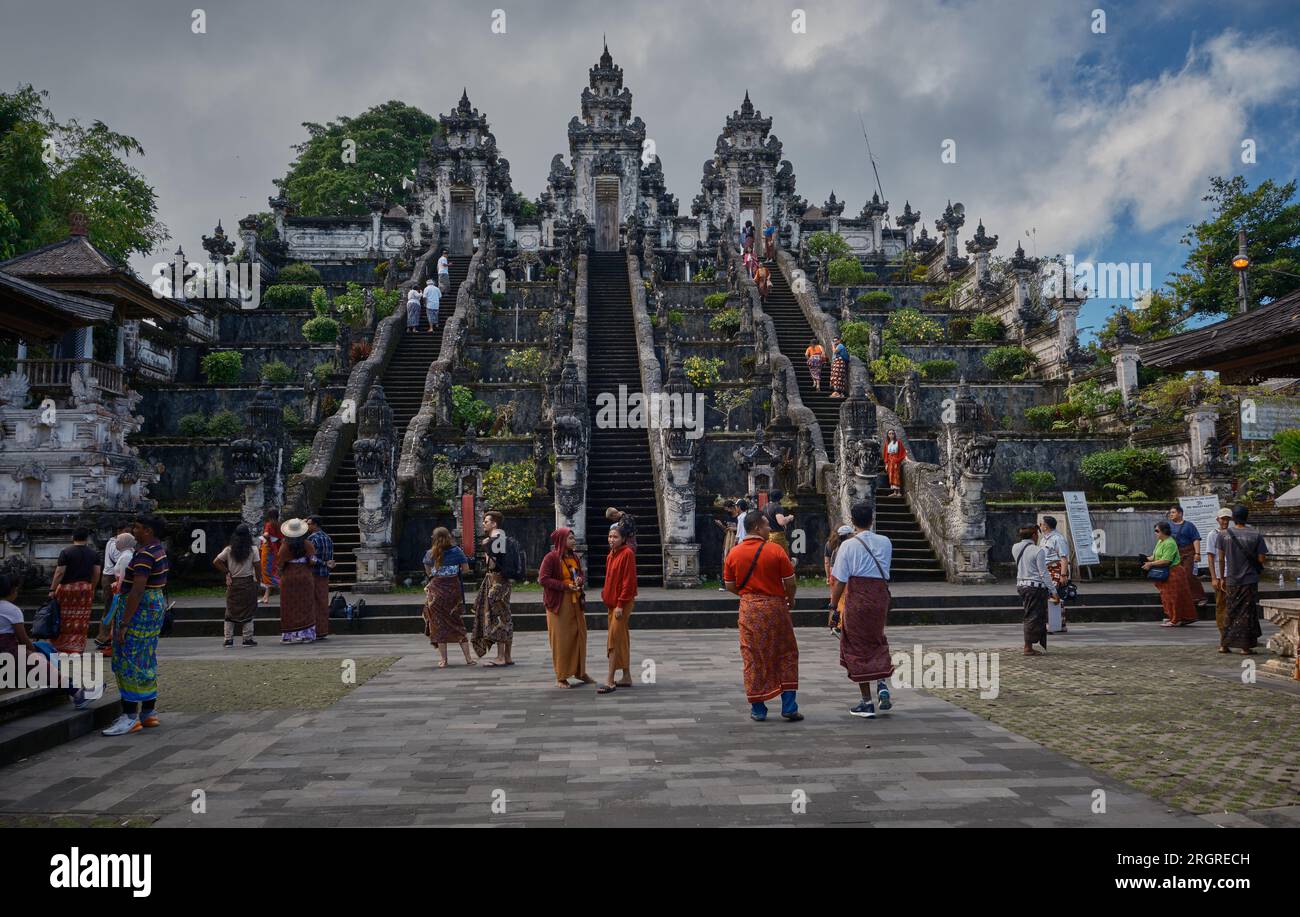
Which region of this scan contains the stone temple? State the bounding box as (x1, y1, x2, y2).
(1, 43, 1297, 606)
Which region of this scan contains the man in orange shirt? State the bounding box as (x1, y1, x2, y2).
(724, 511, 802, 722)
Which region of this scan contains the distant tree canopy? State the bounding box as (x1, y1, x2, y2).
(277, 101, 440, 217)
(0, 85, 167, 263)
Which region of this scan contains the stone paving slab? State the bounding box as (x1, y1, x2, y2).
(0, 629, 1209, 828)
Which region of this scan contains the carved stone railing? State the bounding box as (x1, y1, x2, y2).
(18, 359, 125, 398)
(285, 243, 439, 518)
(773, 248, 870, 394)
(628, 250, 699, 586)
(724, 243, 830, 494)
(552, 252, 589, 537)
(394, 236, 489, 499)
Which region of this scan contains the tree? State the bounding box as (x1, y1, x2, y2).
(0, 85, 167, 262)
(1169, 176, 1300, 319)
(277, 101, 440, 216)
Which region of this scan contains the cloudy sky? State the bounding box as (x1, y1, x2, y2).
(3, 0, 1298, 336)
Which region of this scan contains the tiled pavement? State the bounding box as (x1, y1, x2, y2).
(0, 626, 1238, 827)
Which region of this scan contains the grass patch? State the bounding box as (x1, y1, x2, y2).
(152, 657, 398, 712)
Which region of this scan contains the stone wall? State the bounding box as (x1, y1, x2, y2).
(137, 384, 312, 435)
(874, 381, 1065, 429)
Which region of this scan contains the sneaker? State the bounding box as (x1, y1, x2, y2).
(72, 688, 88, 709)
(850, 701, 876, 718)
(140, 714, 160, 728)
(101, 715, 140, 736)
(876, 683, 893, 711)
(242, 638, 258, 647)
(223, 638, 234, 648)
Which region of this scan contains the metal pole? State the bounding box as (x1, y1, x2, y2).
(1236, 229, 1250, 315)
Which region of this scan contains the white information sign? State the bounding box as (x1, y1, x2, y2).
(1179, 495, 1222, 572)
(1061, 491, 1100, 566)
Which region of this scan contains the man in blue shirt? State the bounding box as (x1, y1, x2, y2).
(307, 516, 335, 640)
(1167, 504, 1206, 605)
(830, 502, 895, 719)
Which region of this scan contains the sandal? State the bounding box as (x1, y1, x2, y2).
(596, 684, 617, 694)
(1218, 647, 1230, 654)
(615, 681, 633, 688)
(555, 681, 572, 689)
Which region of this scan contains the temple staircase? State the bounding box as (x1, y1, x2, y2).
(763, 262, 840, 458)
(873, 491, 944, 581)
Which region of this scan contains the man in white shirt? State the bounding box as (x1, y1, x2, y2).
(829, 502, 895, 719)
(437, 251, 450, 294)
(423, 278, 441, 331)
(734, 499, 749, 542)
(1203, 507, 1232, 639)
(1038, 516, 1070, 633)
(1012, 525, 1050, 655)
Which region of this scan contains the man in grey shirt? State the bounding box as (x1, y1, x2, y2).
(1220, 504, 1266, 654)
(1013, 525, 1050, 655)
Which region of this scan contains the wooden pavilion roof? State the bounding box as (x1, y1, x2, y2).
(1138, 289, 1300, 384)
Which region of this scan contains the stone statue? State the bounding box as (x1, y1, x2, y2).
(896, 370, 921, 424)
(69, 369, 102, 409)
(0, 371, 30, 407)
(816, 253, 829, 295)
(839, 287, 852, 323)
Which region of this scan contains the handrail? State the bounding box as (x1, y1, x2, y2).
(18, 358, 125, 397)
(773, 248, 871, 394)
(626, 250, 672, 579)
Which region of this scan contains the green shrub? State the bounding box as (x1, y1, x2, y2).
(840, 321, 872, 361)
(910, 265, 929, 282)
(862, 272, 877, 283)
(504, 347, 547, 383)
(982, 346, 1037, 380)
(260, 360, 295, 383)
(947, 316, 973, 340)
(693, 264, 717, 283)
(1277, 428, 1300, 467)
(683, 356, 725, 388)
(311, 361, 336, 385)
(452, 385, 494, 432)
(1024, 405, 1059, 432)
(200, 350, 243, 385)
(283, 406, 301, 426)
(491, 292, 506, 306)
(708, 308, 741, 335)
(482, 460, 534, 509)
(969, 314, 1005, 341)
(885, 307, 943, 344)
(428, 455, 456, 509)
(703, 292, 730, 311)
(870, 353, 919, 384)
(261, 284, 314, 310)
(805, 231, 851, 259)
(291, 445, 311, 473)
(856, 290, 892, 308)
(372, 288, 398, 320)
(187, 477, 225, 508)
(178, 413, 208, 437)
(919, 358, 957, 381)
(206, 410, 243, 438)
(276, 262, 322, 284)
(668, 308, 684, 327)
(1012, 470, 1056, 502)
(302, 315, 340, 343)
(1081, 447, 1172, 499)
(828, 257, 866, 285)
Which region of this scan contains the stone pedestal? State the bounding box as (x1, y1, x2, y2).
(1260, 597, 1299, 680)
(1115, 344, 1140, 405)
(663, 542, 700, 588)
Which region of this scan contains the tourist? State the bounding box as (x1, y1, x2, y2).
(805, 339, 826, 391)
(1167, 504, 1206, 609)
(538, 527, 593, 688)
(597, 524, 637, 694)
(605, 506, 637, 551)
(755, 261, 771, 302)
(1038, 516, 1070, 633)
(422, 527, 476, 668)
(724, 510, 801, 722)
(274, 518, 317, 644)
(743, 246, 756, 279)
(1012, 525, 1050, 655)
(258, 509, 282, 605)
(713, 501, 740, 591)
(0, 573, 37, 661)
(473, 510, 518, 666)
(1204, 507, 1232, 640)
(213, 524, 258, 648)
(763, 489, 794, 558)
(824, 524, 853, 631)
(763, 220, 776, 261)
(437, 250, 450, 294)
(45, 527, 101, 657)
(1219, 504, 1266, 655)
(829, 502, 894, 718)
(1143, 520, 1196, 627)
(742, 220, 754, 251)
(735, 499, 750, 542)
(883, 428, 906, 496)
(93, 523, 130, 648)
(830, 337, 849, 398)
(97, 533, 136, 656)
(101, 514, 170, 736)
(423, 276, 441, 331)
(406, 287, 423, 333)
(307, 516, 335, 641)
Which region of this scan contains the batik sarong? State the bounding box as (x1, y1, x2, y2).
(840, 576, 894, 682)
(112, 587, 166, 703)
(1222, 583, 1263, 650)
(830, 358, 848, 396)
(737, 593, 799, 703)
(1156, 575, 1197, 624)
(1019, 584, 1048, 647)
(52, 581, 95, 655)
(471, 571, 514, 657)
(259, 540, 279, 589)
(278, 563, 316, 642)
(1178, 543, 1206, 605)
(312, 575, 330, 638)
(423, 574, 468, 646)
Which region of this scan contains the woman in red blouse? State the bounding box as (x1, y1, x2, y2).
(597, 525, 639, 694)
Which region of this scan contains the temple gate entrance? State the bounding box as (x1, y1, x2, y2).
(449, 187, 475, 255)
(595, 177, 620, 252)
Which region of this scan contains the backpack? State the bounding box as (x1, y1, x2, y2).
(31, 597, 60, 639)
(329, 593, 348, 618)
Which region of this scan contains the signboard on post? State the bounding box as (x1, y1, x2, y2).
(1239, 396, 1300, 441)
(1179, 495, 1222, 574)
(1061, 491, 1099, 566)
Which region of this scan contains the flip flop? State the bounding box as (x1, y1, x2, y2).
(596, 684, 616, 694)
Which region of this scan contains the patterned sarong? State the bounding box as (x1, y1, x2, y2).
(279, 563, 316, 642)
(423, 575, 468, 646)
(1019, 584, 1048, 647)
(830, 357, 848, 395)
(1178, 543, 1206, 604)
(840, 576, 894, 682)
(1222, 583, 1262, 650)
(112, 587, 166, 703)
(737, 593, 799, 703)
(260, 541, 279, 589)
(1156, 576, 1196, 624)
(52, 581, 95, 654)
(225, 575, 258, 624)
(471, 572, 514, 657)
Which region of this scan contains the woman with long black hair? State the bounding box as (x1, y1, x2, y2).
(215, 524, 259, 647)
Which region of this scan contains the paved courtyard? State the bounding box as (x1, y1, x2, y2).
(0, 623, 1294, 827)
